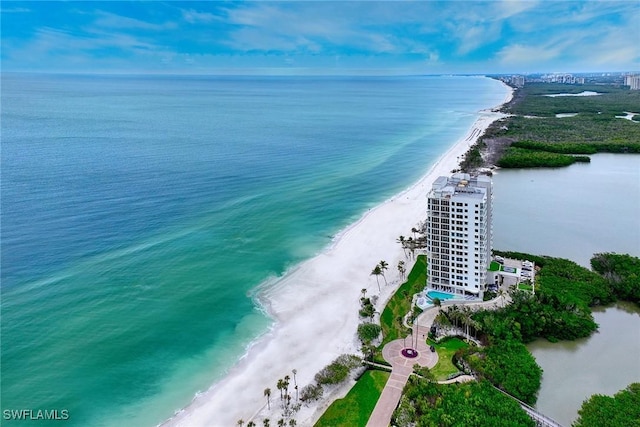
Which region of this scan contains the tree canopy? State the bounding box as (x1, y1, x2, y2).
(573, 383, 640, 427)
(393, 378, 535, 427)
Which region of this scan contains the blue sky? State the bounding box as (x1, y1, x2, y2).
(1, 1, 638, 75)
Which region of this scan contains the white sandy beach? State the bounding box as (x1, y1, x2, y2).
(163, 84, 513, 427)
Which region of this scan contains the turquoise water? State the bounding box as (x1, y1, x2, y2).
(1, 74, 508, 426)
(417, 290, 464, 309)
(427, 290, 462, 301)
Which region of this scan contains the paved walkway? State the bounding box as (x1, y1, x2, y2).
(438, 374, 475, 385)
(365, 322, 438, 427)
(365, 295, 513, 427)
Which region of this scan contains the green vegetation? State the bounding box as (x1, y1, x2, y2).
(349, 250, 638, 426)
(495, 113, 640, 149)
(379, 255, 427, 346)
(498, 147, 590, 168)
(494, 251, 614, 305)
(476, 251, 640, 344)
(461, 251, 640, 411)
(511, 140, 599, 154)
(535, 256, 613, 307)
(477, 82, 640, 171)
(357, 323, 381, 344)
(518, 282, 533, 291)
(427, 337, 469, 381)
(591, 252, 640, 304)
(412, 364, 436, 380)
(460, 340, 542, 405)
(314, 355, 362, 386)
(314, 370, 390, 427)
(505, 84, 640, 117)
(459, 144, 484, 171)
(488, 261, 502, 271)
(483, 290, 497, 301)
(442, 252, 631, 407)
(473, 262, 606, 343)
(573, 383, 640, 427)
(358, 297, 375, 320)
(393, 378, 535, 427)
(301, 354, 363, 409)
(300, 383, 323, 403)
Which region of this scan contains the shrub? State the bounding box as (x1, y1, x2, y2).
(498, 147, 577, 168)
(299, 383, 323, 403)
(357, 323, 382, 344)
(314, 354, 362, 385)
(412, 364, 435, 381)
(574, 383, 640, 427)
(591, 253, 640, 304)
(461, 339, 542, 405)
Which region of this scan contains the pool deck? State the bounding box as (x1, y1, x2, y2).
(416, 289, 476, 310)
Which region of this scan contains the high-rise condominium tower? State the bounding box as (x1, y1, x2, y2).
(426, 173, 492, 298)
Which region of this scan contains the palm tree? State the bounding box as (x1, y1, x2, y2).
(283, 375, 290, 403)
(498, 288, 507, 307)
(397, 235, 408, 258)
(276, 379, 284, 401)
(360, 288, 367, 302)
(378, 260, 389, 285)
(247, 423, 256, 427)
(397, 261, 406, 281)
(263, 419, 270, 427)
(461, 306, 477, 342)
(407, 237, 415, 259)
(371, 265, 382, 292)
(264, 388, 271, 410)
(448, 305, 460, 329)
(289, 420, 297, 427)
(411, 227, 418, 240)
(292, 369, 298, 401)
(277, 419, 285, 427)
(237, 420, 244, 427)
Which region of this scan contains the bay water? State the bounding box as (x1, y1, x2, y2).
(1, 74, 508, 426)
(528, 303, 640, 426)
(492, 154, 640, 425)
(492, 154, 640, 267)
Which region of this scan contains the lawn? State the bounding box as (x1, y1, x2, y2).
(489, 261, 502, 272)
(313, 370, 390, 427)
(427, 336, 469, 381)
(379, 255, 427, 346)
(518, 283, 534, 291)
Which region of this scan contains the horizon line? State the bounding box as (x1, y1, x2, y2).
(3, 69, 638, 78)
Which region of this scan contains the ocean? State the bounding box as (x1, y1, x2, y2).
(1, 73, 508, 426)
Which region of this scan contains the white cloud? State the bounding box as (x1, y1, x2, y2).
(455, 23, 499, 55)
(493, 0, 540, 20)
(92, 10, 177, 31)
(1, 6, 31, 13)
(218, 2, 442, 57)
(496, 44, 561, 65)
(181, 8, 219, 24)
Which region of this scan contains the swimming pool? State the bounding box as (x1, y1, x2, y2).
(427, 290, 463, 301)
(416, 290, 465, 310)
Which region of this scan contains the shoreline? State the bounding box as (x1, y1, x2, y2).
(162, 81, 513, 427)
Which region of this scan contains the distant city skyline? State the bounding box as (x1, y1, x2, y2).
(2, 1, 638, 75)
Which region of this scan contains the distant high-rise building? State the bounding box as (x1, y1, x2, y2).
(625, 75, 640, 90)
(511, 75, 525, 87)
(426, 173, 492, 298)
